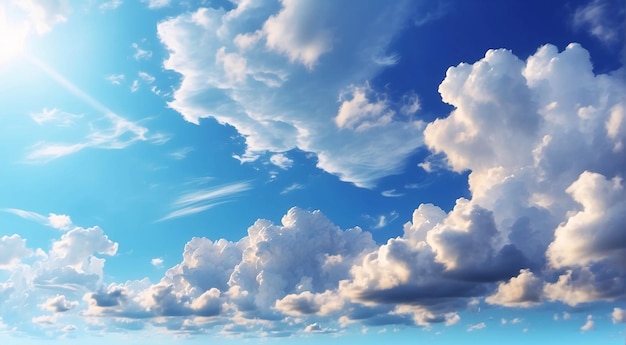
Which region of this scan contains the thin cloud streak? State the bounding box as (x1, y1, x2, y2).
(22, 55, 168, 163)
(159, 181, 252, 221)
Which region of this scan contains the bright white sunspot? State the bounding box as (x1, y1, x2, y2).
(0, 7, 28, 63)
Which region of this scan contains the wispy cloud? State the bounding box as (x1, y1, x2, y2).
(106, 74, 125, 85)
(24, 113, 163, 163)
(159, 181, 252, 221)
(100, 0, 123, 11)
(31, 108, 82, 126)
(140, 0, 171, 9)
(368, 211, 399, 229)
(467, 322, 486, 332)
(1, 208, 73, 230)
(131, 42, 152, 60)
(381, 189, 403, 197)
(169, 147, 194, 160)
(280, 183, 304, 195)
(23, 56, 167, 163)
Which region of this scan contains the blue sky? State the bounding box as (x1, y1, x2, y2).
(0, 0, 625, 343)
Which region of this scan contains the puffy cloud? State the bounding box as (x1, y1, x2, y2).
(547, 172, 626, 268)
(486, 269, 542, 307)
(151, 258, 164, 268)
(0, 234, 32, 269)
(48, 213, 72, 231)
(611, 308, 625, 324)
(263, 0, 333, 69)
(50, 226, 118, 270)
(270, 153, 293, 170)
(275, 290, 344, 316)
(39, 295, 78, 313)
(157, 1, 424, 187)
(421, 42, 625, 309)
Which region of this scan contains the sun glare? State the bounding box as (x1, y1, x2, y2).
(0, 7, 28, 63)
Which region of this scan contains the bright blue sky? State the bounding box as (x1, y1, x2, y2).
(0, 0, 625, 343)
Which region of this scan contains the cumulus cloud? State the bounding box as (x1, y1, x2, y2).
(270, 153, 293, 170)
(39, 295, 78, 313)
(0, 234, 32, 269)
(486, 269, 542, 307)
(421, 42, 625, 308)
(611, 308, 625, 324)
(151, 258, 164, 268)
(546, 172, 626, 268)
(157, 0, 424, 187)
(48, 213, 72, 231)
(3, 39, 625, 337)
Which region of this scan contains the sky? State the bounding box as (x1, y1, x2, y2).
(0, 0, 625, 344)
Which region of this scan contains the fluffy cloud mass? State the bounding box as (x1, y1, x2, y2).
(1, 41, 624, 337)
(157, 0, 424, 187)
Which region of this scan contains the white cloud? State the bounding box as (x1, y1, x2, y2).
(467, 322, 486, 332)
(99, 0, 122, 11)
(381, 189, 403, 197)
(31, 108, 82, 126)
(138, 71, 155, 84)
(2, 208, 72, 231)
(262, 0, 333, 69)
(150, 258, 163, 268)
(573, 0, 625, 44)
(25, 113, 165, 163)
(105, 74, 125, 85)
(270, 153, 293, 170)
(39, 295, 78, 313)
(157, 1, 424, 188)
(169, 147, 194, 160)
(335, 83, 395, 131)
(140, 0, 170, 9)
(11, 0, 71, 34)
(546, 172, 625, 268)
(280, 183, 304, 195)
(486, 269, 542, 307)
(131, 42, 152, 60)
(48, 213, 72, 231)
(611, 308, 625, 324)
(0, 234, 32, 269)
(580, 315, 594, 331)
(159, 181, 252, 221)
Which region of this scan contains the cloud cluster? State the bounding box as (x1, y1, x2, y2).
(2, 38, 624, 338)
(157, 0, 424, 187)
